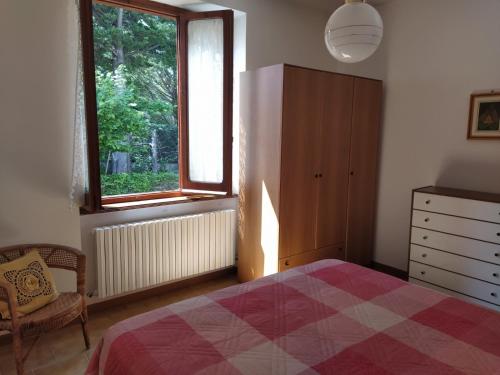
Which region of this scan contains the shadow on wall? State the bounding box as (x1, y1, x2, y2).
(436, 158, 500, 194)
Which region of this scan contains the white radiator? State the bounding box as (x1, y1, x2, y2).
(95, 210, 236, 298)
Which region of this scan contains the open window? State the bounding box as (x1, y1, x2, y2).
(80, 0, 233, 211)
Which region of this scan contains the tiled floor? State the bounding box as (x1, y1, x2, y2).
(0, 275, 239, 375)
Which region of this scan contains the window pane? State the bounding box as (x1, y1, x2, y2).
(92, 4, 179, 197)
(187, 18, 224, 184)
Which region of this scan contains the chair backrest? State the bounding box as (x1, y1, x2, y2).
(0, 244, 84, 272)
(0, 244, 87, 297)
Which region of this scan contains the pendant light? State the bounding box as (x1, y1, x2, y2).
(325, 0, 383, 63)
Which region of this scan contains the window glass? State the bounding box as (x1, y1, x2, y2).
(93, 4, 179, 196)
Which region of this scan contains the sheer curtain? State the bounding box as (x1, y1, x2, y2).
(70, 0, 88, 208)
(187, 18, 224, 184)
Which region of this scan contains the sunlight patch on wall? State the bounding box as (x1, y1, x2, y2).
(260, 181, 279, 276)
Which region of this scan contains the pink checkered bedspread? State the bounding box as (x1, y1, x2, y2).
(87, 259, 500, 375)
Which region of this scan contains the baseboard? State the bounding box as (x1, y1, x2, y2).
(371, 261, 408, 281)
(87, 266, 237, 314)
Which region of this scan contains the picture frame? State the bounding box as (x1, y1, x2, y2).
(468, 91, 500, 139)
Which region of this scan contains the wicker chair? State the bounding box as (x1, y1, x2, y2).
(0, 244, 89, 375)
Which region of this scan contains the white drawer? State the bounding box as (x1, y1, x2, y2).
(414, 192, 500, 224)
(412, 210, 500, 244)
(409, 278, 500, 312)
(409, 261, 500, 305)
(411, 227, 500, 265)
(410, 244, 500, 285)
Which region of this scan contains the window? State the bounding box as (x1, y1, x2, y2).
(80, 0, 233, 211)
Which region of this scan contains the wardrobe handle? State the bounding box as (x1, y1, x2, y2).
(319, 173, 323, 178)
(314, 174, 319, 178)
(349, 171, 354, 176)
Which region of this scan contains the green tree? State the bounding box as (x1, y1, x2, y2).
(92, 3, 179, 194)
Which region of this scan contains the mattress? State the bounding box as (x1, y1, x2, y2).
(87, 259, 500, 374)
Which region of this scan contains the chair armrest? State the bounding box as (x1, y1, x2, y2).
(76, 252, 86, 298)
(0, 280, 20, 327)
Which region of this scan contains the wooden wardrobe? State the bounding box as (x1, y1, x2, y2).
(238, 64, 382, 282)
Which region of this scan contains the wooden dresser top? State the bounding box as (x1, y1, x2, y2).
(414, 186, 500, 204)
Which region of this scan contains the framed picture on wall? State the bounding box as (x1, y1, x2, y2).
(468, 92, 500, 139)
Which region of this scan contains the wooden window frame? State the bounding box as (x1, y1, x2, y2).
(79, 0, 233, 212)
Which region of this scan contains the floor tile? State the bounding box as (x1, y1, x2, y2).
(0, 274, 238, 375)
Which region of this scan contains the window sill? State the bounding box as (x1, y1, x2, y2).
(80, 193, 237, 215)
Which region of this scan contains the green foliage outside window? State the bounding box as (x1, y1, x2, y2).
(92, 4, 180, 196)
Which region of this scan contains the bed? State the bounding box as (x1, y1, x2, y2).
(86, 259, 500, 375)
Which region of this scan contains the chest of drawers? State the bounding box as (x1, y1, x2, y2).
(409, 186, 500, 312)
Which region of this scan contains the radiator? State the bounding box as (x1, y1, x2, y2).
(95, 210, 236, 298)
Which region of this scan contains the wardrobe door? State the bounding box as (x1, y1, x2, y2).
(279, 66, 324, 258)
(315, 74, 354, 251)
(346, 78, 383, 266)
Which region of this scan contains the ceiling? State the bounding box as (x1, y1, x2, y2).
(155, 0, 202, 6)
(289, 0, 387, 12)
(156, 0, 387, 13)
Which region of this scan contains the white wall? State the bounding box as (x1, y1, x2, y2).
(210, 0, 337, 71)
(0, 0, 81, 249)
(10, 0, 497, 283)
(0, 0, 337, 292)
(339, 0, 500, 270)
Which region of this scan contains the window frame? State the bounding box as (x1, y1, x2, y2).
(79, 0, 233, 212)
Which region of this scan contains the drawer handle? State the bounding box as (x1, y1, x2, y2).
(424, 218, 430, 223)
(497, 233, 500, 237)
(423, 236, 428, 240)
(425, 200, 431, 205)
(285, 260, 290, 266)
(420, 271, 426, 275)
(493, 273, 499, 278)
(422, 254, 427, 258)
(496, 253, 500, 257)
(491, 292, 498, 298)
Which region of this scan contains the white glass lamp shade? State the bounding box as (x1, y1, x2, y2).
(325, 1, 383, 63)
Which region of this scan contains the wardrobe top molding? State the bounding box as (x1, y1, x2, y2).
(248, 63, 383, 83)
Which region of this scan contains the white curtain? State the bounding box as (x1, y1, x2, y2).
(70, 0, 89, 208)
(187, 18, 224, 184)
